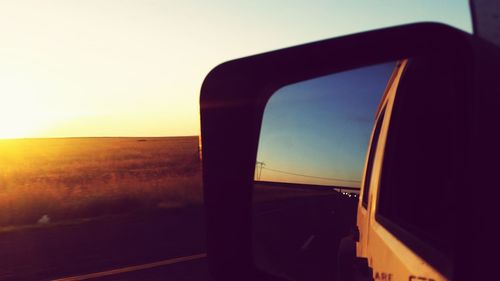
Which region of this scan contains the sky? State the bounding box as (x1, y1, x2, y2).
(256, 62, 395, 187)
(0, 0, 471, 139)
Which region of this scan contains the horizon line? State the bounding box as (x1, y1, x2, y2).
(0, 135, 200, 141)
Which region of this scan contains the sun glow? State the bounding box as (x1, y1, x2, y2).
(0, 112, 57, 139)
(0, 75, 54, 139)
(0, 118, 44, 139)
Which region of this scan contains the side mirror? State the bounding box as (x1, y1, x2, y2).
(200, 23, 500, 281)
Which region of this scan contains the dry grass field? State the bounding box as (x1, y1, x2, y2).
(0, 136, 202, 227)
(0, 136, 341, 230)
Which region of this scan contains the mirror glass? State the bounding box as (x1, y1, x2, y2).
(253, 61, 396, 281)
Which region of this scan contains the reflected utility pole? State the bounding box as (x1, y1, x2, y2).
(256, 161, 265, 180)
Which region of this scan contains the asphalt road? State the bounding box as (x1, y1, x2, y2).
(0, 207, 208, 281)
(0, 187, 357, 281)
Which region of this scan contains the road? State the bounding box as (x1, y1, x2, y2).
(0, 207, 208, 281)
(0, 186, 357, 281)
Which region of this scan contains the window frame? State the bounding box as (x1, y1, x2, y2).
(361, 107, 387, 209)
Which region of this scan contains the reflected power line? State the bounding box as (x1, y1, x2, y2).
(260, 166, 361, 184)
(255, 161, 265, 180)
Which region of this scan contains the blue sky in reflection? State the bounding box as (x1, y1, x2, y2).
(256, 62, 395, 187)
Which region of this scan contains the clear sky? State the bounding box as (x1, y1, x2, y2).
(0, 1, 471, 139)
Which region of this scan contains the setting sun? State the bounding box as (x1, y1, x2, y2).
(0, 76, 54, 139)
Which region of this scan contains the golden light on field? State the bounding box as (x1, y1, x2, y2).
(0, 137, 202, 227)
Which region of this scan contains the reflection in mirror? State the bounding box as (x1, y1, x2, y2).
(252, 62, 396, 281)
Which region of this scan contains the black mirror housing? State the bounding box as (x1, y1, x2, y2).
(200, 22, 499, 281)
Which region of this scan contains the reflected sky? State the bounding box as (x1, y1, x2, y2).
(256, 62, 395, 187)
